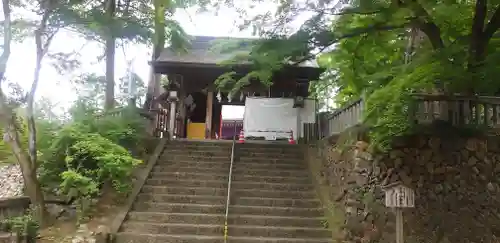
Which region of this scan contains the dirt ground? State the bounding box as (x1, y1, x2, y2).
(38, 189, 124, 243)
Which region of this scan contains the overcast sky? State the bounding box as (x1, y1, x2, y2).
(4, 4, 265, 108)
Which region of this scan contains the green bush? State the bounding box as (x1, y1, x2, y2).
(40, 122, 142, 197)
(60, 169, 99, 223)
(0, 116, 60, 165)
(0, 213, 39, 243)
(88, 108, 149, 157)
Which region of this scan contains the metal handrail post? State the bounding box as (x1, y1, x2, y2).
(223, 121, 238, 243)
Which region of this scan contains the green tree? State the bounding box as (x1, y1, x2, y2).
(143, 0, 190, 110)
(218, 0, 500, 149)
(0, 0, 101, 224)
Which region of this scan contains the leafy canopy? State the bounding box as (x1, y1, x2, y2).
(215, 0, 500, 150)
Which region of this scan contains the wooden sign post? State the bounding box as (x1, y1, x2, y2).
(383, 182, 415, 243)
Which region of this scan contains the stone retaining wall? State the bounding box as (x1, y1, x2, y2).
(307, 129, 500, 243)
(0, 196, 30, 222)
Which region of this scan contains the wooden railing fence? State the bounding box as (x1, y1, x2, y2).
(320, 94, 500, 138)
(411, 94, 500, 128)
(324, 99, 364, 136)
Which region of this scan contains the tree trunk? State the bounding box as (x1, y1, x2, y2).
(143, 0, 166, 110)
(4, 123, 48, 226)
(105, 36, 116, 110)
(0, 0, 49, 226)
(104, 0, 116, 111)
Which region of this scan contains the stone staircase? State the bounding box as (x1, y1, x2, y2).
(114, 141, 332, 243)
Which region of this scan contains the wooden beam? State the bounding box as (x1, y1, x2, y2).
(205, 91, 214, 139)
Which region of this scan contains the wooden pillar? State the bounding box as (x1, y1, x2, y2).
(176, 76, 186, 138)
(205, 91, 214, 139)
(169, 100, 176, 139)
(178, 91, 186, 138)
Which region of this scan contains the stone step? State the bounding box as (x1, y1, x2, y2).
(127, 212, 224, 224)
(232, 188, 315, 199)
(136, 193, 226, 205)
(237, 151, 303, 159)
(154, 160, 306, 171)
(155, 160, 230, 167)
(145, 178, 226, 188)
(232, 174, 310, 184)
(127, 212, 324, 228)
(120, 221, 330, 239)
(232, 196, 321, 208)
(162, 155, 232, 162)
(141, 185, 227, 196)
(115, 232, 224, 243)
(0, 234, 13, 243)
(231, 181, 313, 191)
(115, 233, 331, 243)
(169, 141, 233, 145)
(150, 171, 228, 181)
(121, 222, 223, 236)
(166, 149, 230, 156)
(133, 202, 225, 214)
(133, 202, 323, 217)
(238, 157, 304, 164)
(232, 168, 310, 177)
(228, 225, 331, 239)
(167, 143, 232, 150)
(229, 205, 323, 217)
(236, 143, 298, 150)
(152, 165, 229, 174)
(237, 146, 303, 152)
(227, 214, 325, 228)
(234, 161, 306, 170)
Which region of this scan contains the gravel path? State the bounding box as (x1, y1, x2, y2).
(0, 164, 24, 198)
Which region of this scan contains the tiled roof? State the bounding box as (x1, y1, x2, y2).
(155, 35, 318, 68)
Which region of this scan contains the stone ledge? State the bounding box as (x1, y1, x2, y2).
(0, 196, 29, 209)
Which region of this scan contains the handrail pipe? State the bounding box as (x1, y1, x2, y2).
(223, 121, 238, 243)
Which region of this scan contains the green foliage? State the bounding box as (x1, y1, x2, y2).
(40, 122, 142, 196)
(0, 113, 59, 165)
(0, 115, 28, 164)
(91, 116, 148, 156)
(60, 170, 99, 223)
(217, 0, 500, 150)
(0, 213, 39, 243)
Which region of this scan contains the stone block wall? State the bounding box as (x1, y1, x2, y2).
(0, 196, 30, 222)
(307, 129, 500, 243)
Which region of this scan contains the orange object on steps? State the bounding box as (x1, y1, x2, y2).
(238, 130, 245, 144)
(288, 130, 296, 144)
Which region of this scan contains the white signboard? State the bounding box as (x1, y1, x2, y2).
(244, 97, 299, 140)
(243, 97, 317, 139)
(385, 185, 415, 208)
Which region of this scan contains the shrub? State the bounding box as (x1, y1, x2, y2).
(88, 108, 149, 157)
(0, 213, 39, 243)
(39, 122, 142, 197)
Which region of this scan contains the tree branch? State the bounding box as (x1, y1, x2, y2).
(483, 5, 500, 41)
(315, 7, 385, 16)
(27, 6, 56, 170)
(0, 0, 11, 83)
(293, 21, 413, 65)
(412, 19, 444, 49)
(469, 0, 488, 62)
(404, 0, 444, 49)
